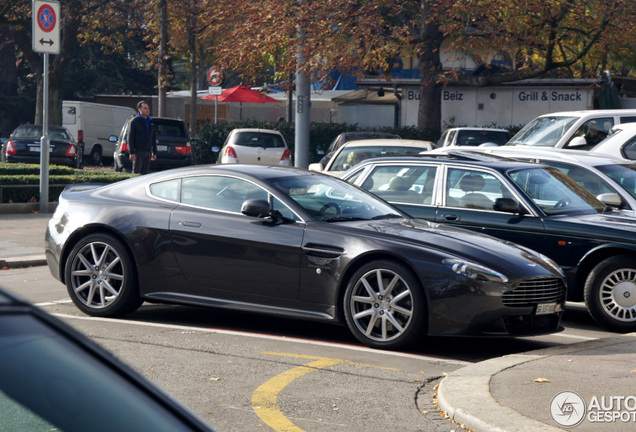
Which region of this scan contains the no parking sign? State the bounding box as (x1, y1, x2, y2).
(32, 0, 61, 54)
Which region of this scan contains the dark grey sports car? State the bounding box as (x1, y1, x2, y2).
(46, 165, 566, 349)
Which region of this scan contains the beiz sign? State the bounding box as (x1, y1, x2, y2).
(32, 0, 61, 54)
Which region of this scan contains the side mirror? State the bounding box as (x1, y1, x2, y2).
(241, 199, 271, 218)
(597, 193, 623, 208)
(568, 136, 588, 148)
(308, 163, 324, 172)
(211, 146, 220, 153)
(493, 198, 525, 214)
(108, 135, 118, 143)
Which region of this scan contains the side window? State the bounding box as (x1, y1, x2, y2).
(445, 168, 509, 210)
(436, 131, 449, 147)
(180, 176, 268, 213)
(365, 165, 437, 205)
(149, 179, 180, 201)
(622, 135, 636, 160)
(540, 161, 610, 198)
(619, 117, 636, 123)
(568, 118, 613, 149)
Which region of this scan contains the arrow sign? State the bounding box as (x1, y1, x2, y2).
(32, 0, 61, 54)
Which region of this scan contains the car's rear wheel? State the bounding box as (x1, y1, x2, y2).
(343, 260, 427, 349)
(65, 233, 142, 317)
(88, 146, 102, 166)
(584, 255, 636, 332)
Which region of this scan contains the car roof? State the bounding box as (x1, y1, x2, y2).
(445, 127, 509, 133)
(340, 139, 434, 149)
(610, 122, 636, 133)
(474, 146, 627, 167)
(352, 149, 540, 172)
(229, 128, 282, 135)
(536, 109, 636, 118)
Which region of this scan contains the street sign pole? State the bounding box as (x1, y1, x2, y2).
(40, 52, 50, 212)
(33, 0, 60, 213)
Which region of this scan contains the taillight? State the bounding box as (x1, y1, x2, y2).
(77, 130, 84, 142)
(5, 140, 16, 155)
(66, 145, 77, 157)
(175, 143, 192, 155)
(281, 149, 292, 161)
(120, 141, 129, 152)
(224, 146, 238, 159)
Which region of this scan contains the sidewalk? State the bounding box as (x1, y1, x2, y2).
(2, 211, 636, 431)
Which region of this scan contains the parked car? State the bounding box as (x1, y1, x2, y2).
(1, 124, 83, 168)
(342, 150, 636, 332)
(506, 109, 636, 150)
(591, 122, 636, 161)
(45, 164, 566, 350)
(218, 128, 292, 166)
(113, 117, 196, 172)
(467, 146, 636, 216)
(309, 139, 435, 177)
(318, 131, 402, 166)
(0, 287, 217, 432)
(436, 127, 510, 147)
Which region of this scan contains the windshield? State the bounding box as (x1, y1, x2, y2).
(330, 145, 424, 172)
(507, 116, 578, 147)
(508, 167, 606, 216)
(597, 163, 636, 201)
(269, 174, 403, 222)
(456, 130, 510, 146)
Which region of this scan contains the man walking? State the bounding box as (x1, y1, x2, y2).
(128, 101, 157, 174)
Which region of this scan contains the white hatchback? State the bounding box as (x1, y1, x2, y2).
(219, 128, 292, 166)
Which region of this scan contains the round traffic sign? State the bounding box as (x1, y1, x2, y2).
(207, 67, 224, 86)
(37, 4, 57, 33)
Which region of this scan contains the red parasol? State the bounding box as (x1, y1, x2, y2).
(201, 85, 280, 103)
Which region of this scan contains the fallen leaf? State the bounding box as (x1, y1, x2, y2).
(534, 377, 550, 383)
(209, 377, 221, 381)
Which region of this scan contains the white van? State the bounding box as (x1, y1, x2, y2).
(63, 101, 135, 165)
(507, 109, 636, 151)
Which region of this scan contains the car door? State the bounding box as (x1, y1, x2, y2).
(168, 175, 305, 303)
(431, 166, 548, 252)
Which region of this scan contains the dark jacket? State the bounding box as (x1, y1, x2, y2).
(128, 114, 157, 155)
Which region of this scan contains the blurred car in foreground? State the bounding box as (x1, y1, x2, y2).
(468, 146, 636, 216)
(113, 117, 196, 172)
(309, 139, 435, 176)
(1, 124, 83, 168)
(0, 287, 217, 432)
(218, 128, 292, 166)
(46, 164, 566, 349)
(343, 151, 636, 332)
(436, 127, 510, 147)
(591, 122, 636, 161)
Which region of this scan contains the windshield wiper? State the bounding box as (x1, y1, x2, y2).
(371, 214, 402, 220)
(323, 216, 366, 222)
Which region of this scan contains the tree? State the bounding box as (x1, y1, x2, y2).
(198, 0, 636, 137)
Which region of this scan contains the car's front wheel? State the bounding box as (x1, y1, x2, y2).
(584, 255, 636, 332)
(65, 233, 142, 317)
(343, 260, 427, 349)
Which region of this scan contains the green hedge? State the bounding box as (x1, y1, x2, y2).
(0, 163, 135, 203)
(193, 121, 439, 165)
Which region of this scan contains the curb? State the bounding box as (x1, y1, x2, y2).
(436, 335, 636, 432)
(0, 255, 48, 269)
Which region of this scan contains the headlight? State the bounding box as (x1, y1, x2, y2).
(443, 258, 509, 283)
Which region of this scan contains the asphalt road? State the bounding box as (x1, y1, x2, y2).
(0, 265, 615, 432)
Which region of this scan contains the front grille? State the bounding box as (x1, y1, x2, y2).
(503, 277, 566, 307)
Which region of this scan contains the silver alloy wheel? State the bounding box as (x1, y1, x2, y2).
(349, 268, 414, 342)
(69, 241, 126, 309)
(599, 268, 636, 322)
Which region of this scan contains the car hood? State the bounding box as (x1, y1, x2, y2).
(337, 218, 561, 278)
(548, 212, 636, 240)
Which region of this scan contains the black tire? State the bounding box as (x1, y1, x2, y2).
(89, 146, 102, 166)
(584, 255, 636, 332)
(64, 233, 142, 317)
(343, 260, 427, 349)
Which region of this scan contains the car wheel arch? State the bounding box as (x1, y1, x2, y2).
(335, 251, 428, 323)
(60, 225, 137, 285)
(576, 246, 636, 294)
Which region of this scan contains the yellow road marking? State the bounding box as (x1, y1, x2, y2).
(252, 353, 400, 431)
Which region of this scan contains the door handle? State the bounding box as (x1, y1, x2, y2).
(442, 214, 459, 221)
(180, 221, 202, 228)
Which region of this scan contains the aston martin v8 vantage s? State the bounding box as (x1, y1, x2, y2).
(46, 165, 566, 349)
